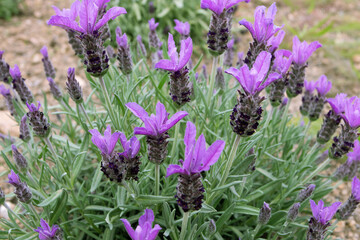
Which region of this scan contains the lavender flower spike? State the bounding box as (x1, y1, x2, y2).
(174, 19, 190, 40)
(10, 64, 33, 104)
(116, 27, 133, 75)
(40, 46, 56, 79)
(47, 78, 63, 100)
(269, 49, 293, 107)
(19, 114, 31, 142)
(267, 30, 285, 54)
(118, 133, 141, 181)
(8, 169, 32, 203)
(66, 68, 83, 104)
(317, 93, 349, 144)
(0, 84, 15, 115)
(89, 125, 127, 183)
(137, 35, 147, 57)
(34, 219, 61, 240)
(334, 140, 360, 180)
(287, 36, 322, 98)
(224, 38, 235, 67)
(300, 80, 317, 116)
(258, 202, 271, 224)
(225, 51, 281, 136)
(48, 0, 127, 76)
(330, 97, 360, 159)
(12, 145, 28, 170)
(148, 18, 160, 49)
(307, 199, 341, 240)
(166, 121, 225, 211)
(155, 33, 193, 105)
(126, 101, 188, 164)
(337, 177, 360, 220)
(240, 3, 283, 66)
(121, 208, 161, 240)
(26, 101, 51, 138)
(202, 0, 250, 56)
(309, 75, 332, 121)
(0, 50, 11, 83)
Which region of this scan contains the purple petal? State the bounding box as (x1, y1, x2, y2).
(8, 169, 21, 186)
(40, 46, 48, 58)
(199, 140, 225, 172)
(79, 0, 98, 33)
(95, 7, 127, 31)
(352, 176, 360, 201)
(134, 127, 150, 136)
(139, 209, 155, 227)
(47, 15, 84, 33)
(155, 102, 168, 128)
(108, 132, 121, 155)
(166, 164, 185, 177)
(177, 37, 193, 71)
(310, 199, 319, 221)
(253, 51, 271, 83)
(121, 219, 136, 239)
(155, 59, 176, 71)
(192, 134, 206, 172)
(148, 224, 162, 240)
(0, 84, 10, 96)
(126, 102, 149, 121)
(119, 132, 128, 150)
(167, 33, 179, 64)
(225, 0, 250, 9)
(9, 64, 21, 80)
(161, 111, 188, 134)
(129, 136, 140, 158)
(257, 72, 281, 92)
(89, 129, 107, 154)
(184, 121, 196, 156)
(239, 19, 255, 39)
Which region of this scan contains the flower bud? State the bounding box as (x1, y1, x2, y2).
(19, 115, 31, 142)
(258, 202, 271, 225)
(206, 219, 216, 236)
(26, 101, 51, 138)
(207, 11, 229, 56)
(66, 68, 83, 104)
(169, 67, 192, 106)
(287, 202, 300, 222)
(47, 78, 63, 100)
(11, 145, 28, 170)
(40, 46, 56, 79)
(146, 132, 169, 165)
(296, 184, 315, 202)
(176, 173, 205, 212)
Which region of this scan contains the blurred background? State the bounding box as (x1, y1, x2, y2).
(0, 0, 359, 238)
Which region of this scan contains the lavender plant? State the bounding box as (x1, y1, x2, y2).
(0, 1, 358, 240)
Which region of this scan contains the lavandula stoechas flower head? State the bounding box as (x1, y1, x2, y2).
(136, 35, 147, 57)
(330, 97, 360, 159)
(47, 78, 63, 100)
(118, 133, 141, 181)
(201, 0, 250, 56)
(0, 50, 11, 83)
(317, 93, 349, 144)
(10, 64, 33, 104)
(8, 169, 32, 203)
(337, 176, 360, 220)
(89, 125, 127, 183)
(121, 208, 161, 240)
(126, 101, 188, 165)
(287, 36, 322, 98)
(116, 27, 133, 75)
(155, 33, 193, 106)
(300, 80, 317, 116)
(0, 84, 15, 115)
(240, 3, 283, 66)
(20, 115, 31, 142)
(225, 51, 281, 136)
(40, 46, 56, 79)
(269, 49, 292, 107)
(308, 75, 332, 121)
(297, 184, 316, 202)
(333, 140, 360, 180)
(258, 202, 271, 225)
(267, 30, 285, 54)
(148, 18, 160, 49)
(287, 202, 300, 222)
(166, 121, 225, 211)
(174, 19, 190, 40)
(26, 101, 51, 138)
(307, 200, 341, 240)
(48, 0, 127, 77)
(66, 67, 83, 104)
(34, 219, 62, 240)
(224, 38, 235, 67)
(11, 145, 28, 171)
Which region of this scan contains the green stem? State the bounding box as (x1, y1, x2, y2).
(206, 56, 219, 105)
(301, 158, 331, 185)
(252, 223, 262, 239)
(155, 164, 160, 196)
(179, 211, 190, 240)
(238, 176, 248, 199)
(79, 103, 94, 129)
(219, 135, 241, 186)
(170, 123, 180, 161)
(99, 76, 119, 129)
(264, 107, 274, 130)
(29, 203, 41, 222)
(4, 202, 33, 232)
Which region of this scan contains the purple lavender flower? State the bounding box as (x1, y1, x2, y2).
(148, 18, 161, 49)
(269, 49, 292, 107)
(48, 0, 127, 77)
(226, 51, 281, 136)
(118, 133, 141, 180)
(166, 121, 225, 211)
(66, 67, 83, 104)
(202, 0, 250, 56)
(10, 64, 33, 104)
(174, 19, 190, 39)
(307, 199, 341, 240)
(126, 101, 188, 164)
(136, 35, 147, 57)
(297, 184, 316, 202)
(307, 75, 332, 121)
(149, 18, 159, 31)
(300, 80, 317, 116)
(0, 50, 11, 83)
(287, 36, 322, 98)
(47, 78, 63, 100)
(40, 46, 56, 79)
(8, 169, 32, 203)
(352, 176, 360, 201)
(26, 101, 51, 138)
(258, 202, 271, 224)
(155, 33, 193, 105)
(19, 114, 31, 142)
(347, 140, 360, 165)
(12, 145, 28, 170)
(89, 125, 121, 156)
(341, 97, 360, 129)
(267, 30, 285, 54)
(121, 208, 161, 240)
(315, 75, 332, 97)
(337, 176, 360, 220)
(200, 0, 250, 16)
(317, 94, 350, 144)
(334, 140, 360, 180)
(8, 169, 21, 186)
(224, 38, 235, 67)
(0, 84, 15, 115)
(34, 219, 61, 240)
(116, 27, 133, 75)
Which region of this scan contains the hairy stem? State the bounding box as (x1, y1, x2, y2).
(179, 211, 190, 240)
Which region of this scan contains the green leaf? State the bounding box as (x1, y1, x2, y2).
(216, 203, 235, 232)
(135, 195, 173, 205)
(234, 204, 260, 216)
(90, 162, 103, 193)
(50, 189, 68, 225)
(38, 189, 64, 207)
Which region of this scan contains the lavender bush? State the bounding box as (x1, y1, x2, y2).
(0, 0, 359, 239)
